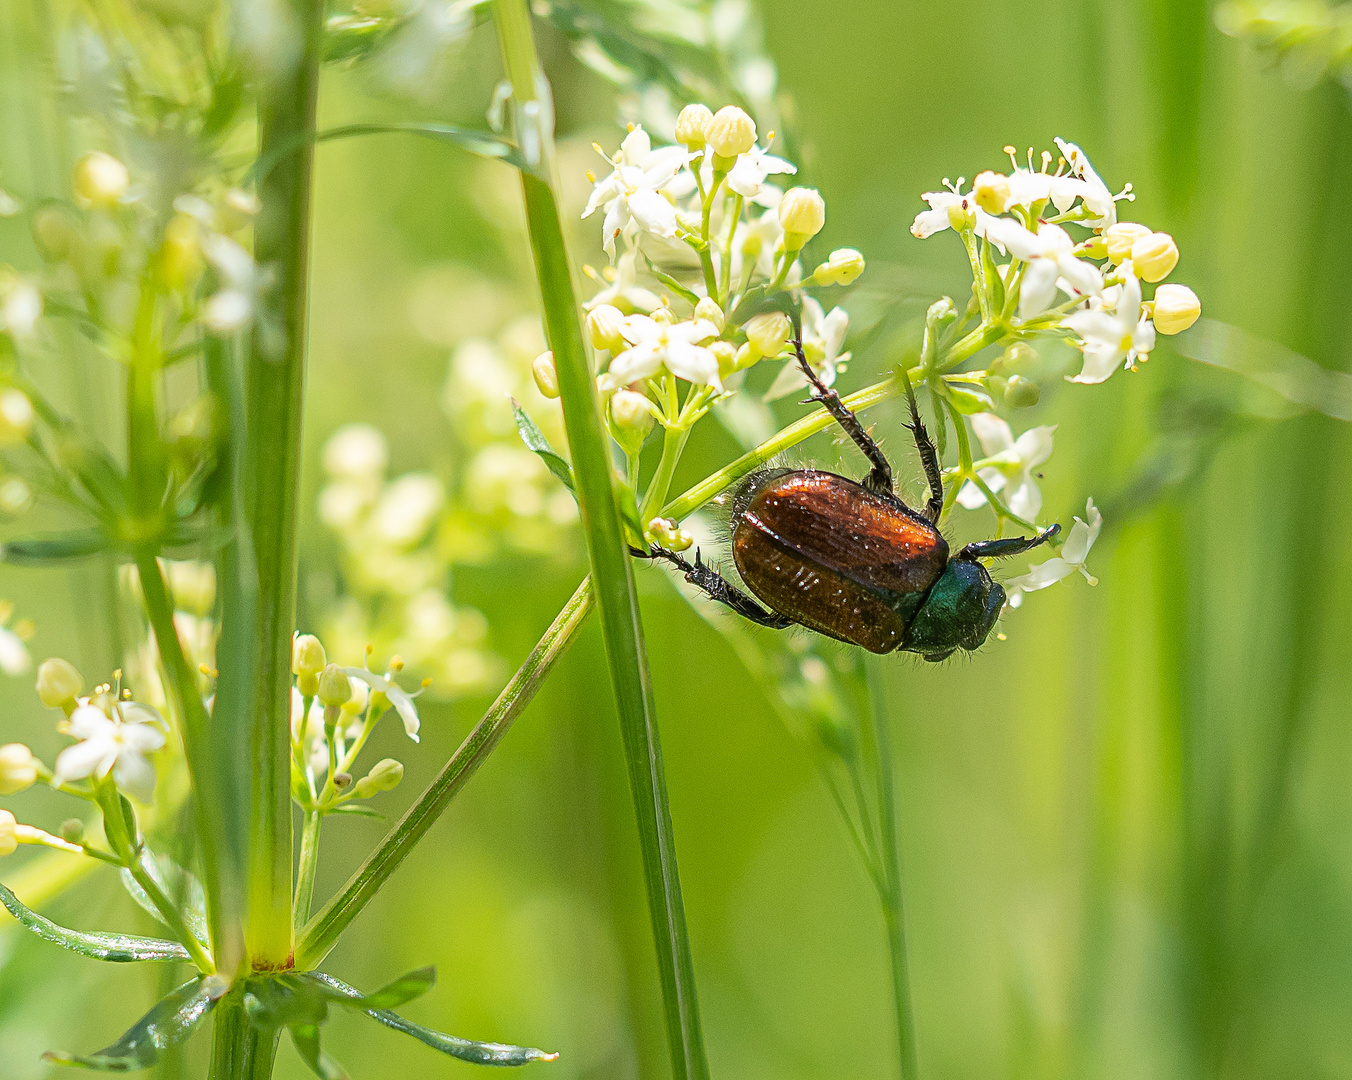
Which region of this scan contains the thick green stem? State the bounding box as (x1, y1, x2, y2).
(293, 810, 322, 935)
(865, 660, 920, 1080)
(295, 579, 592, 969)
(495, 6, 709, 1079)
(243, 0, 325, 969)
(209, 989, 280, 1080)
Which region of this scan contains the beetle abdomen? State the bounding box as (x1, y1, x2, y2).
(730, 470, 949, 654)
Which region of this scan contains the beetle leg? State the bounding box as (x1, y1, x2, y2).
(789, 327, 894, 497)
(899, 366, 945, 523)
(642, 545, 796, 630)
(959, 522, 1061, 561)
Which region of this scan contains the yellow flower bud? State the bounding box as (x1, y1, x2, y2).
(586, 304, 626, 353)
(745, 311, 792, 359)
(1103, 222, 1151, 264)
(0, 388, 33, 447)
(73, 152, 130, 208)
(341, 679, 370, 716)
(317, 663, 352, 708)
(778, 188, 825, 251)
(711, 340, 738, 379)
(675, 104, 714, 149)
(812, 248, 866, 287)
(354, 758, 403, 798)
(734, 342, 756, 370)
(647, 517, 693, 552)
(972, 171, 1011, 215)
(0, 809, 15, 857)
(1151, 283, 1201, 335)
(36, 657, 83, 709)
(706, 106, 757, 161)
(1130, 231, 1179, 283)
(610, 389, 654, 450)
(292, 634, 326, 696)
(532, 350, 560, 399)
(0, 743, 37, 796)
(693, 297, 724, 331)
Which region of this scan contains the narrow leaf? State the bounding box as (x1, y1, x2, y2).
(306, 972, 557, 1066)
(509, 397, 576, 493)
(639, 252, 700, 306)
(0, 882, 191, 963)
(43, 975, 226, 1070)
(291, 1024, 350, 1080)
(325, 803, 384, 820)
(1, 530, 110, 565)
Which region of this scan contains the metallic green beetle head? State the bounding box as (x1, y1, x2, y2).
(901, 557, 1005, 662)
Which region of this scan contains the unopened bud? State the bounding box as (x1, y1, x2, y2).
(647, 517, 693, 552)
(532, 350, 560, 399)
(586, 304, 626, 353)
(333, 771, 353, 790)
(693, 297, 724, 331)
(675, 103, 714, 150)
(0, 389, 33, 447)
(317, 663, 352, 708)
(354, 758, 403, 798)
(0, 743, 36, 795)
(1151, 283, 1201, 335)
(711, 340, 738, 379)
(1130, 231, 1179, 283)
(778, 188, 825, 251)
(0, 810, 15, 857)
(1104, 222, 1151, 264)
(744, 311, 792, 359)
(73, 152, 130, 208)
(59, 818, 84, 844)
(995, 341, 1038, 374)
(36, 657, 83, 709)
(341, 679, 370, 716)
(1003, 374, 1040, 409)
(161, 213, 203, 291)
(812, 248, 866, 287)
(972, 171, 1010, 215)
(610, 390, 654, 455)
(292, 634, 326, 696)
(706, 106, 757, 163)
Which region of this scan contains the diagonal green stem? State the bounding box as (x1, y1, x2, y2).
(295, 579, 592, 969)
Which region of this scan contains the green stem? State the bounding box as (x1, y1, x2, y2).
(295, 578, 592, 969)
(640, 424, 690, 524)
(719, 192, 742, 310)
(293, 810, 322, 934)
(209, 988, 280, 1080)
(496, 7, 709, 1079)
(864, 659, 920, 1080)
(129, 852, 215, 973)
(243, 0, 326, 970)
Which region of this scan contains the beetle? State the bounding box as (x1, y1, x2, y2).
(639, 323, 1059, 662)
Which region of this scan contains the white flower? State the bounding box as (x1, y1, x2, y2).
(0, 281, 41, 337)
(582, 127, 689, 258)
(726, 144, 796, 201)
(583, 250, 663, 313)
(764, 298, 849, 401)
(956, 414, 1055, 521)
(910, 187, 995, 240)
(1054, 139, 1125, 229)
(1005, 497, 1102, 605)
(290, 686, 328, 775)
(370, 473, 445, 547)
(343, 667, 422, 741)
(323, 424, 388, 481)
(1064, 263, 1155, 384)
(52, 700, 166, 803)
(201, 233, 261, 333)
(984, 219, 1103, 318)
(0, 626, 29, 675)
(599, 315, 721, 390)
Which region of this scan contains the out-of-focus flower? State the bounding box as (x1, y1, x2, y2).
(73, 151, 129, 207)
(764, 298, 848, 400)
(957, 414, 1055, 522)
(583, 251, 662, 313)
(37, 658, 83, 710)
(1006, 498, 1103, 605)
(201, 234, 261, 333)
(324, 424, 389, 481)
(370, 473, 445, 548)
(52, 699, 166, 803)
(0, 277, 42, 337)
(0, 743, 38, 795)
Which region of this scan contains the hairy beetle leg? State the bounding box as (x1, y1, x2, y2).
(959, 522, 1061, 561)
(899, 365, 944, 523)
(640, 544, 795, 630)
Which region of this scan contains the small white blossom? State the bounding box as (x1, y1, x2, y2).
(52, 700, 166, 803)
(764, 298, 849, 401)
(910, 186, 993, 240)
(582, 127, 689, 258)
(0, 626, 29, 675)
(957, 414, 1055, 521)
(1064, 263, 1155, 384)
(0, 281, 42, 337)
(201, 234, 260, 333)
(726, 143, 796, 202)
(370, 473, 445, 548)
(343, 667, 422, 741)
(984, 219, 1103, 317)
(1005, 498, 1102, 606)
(599, 315, 721, 390)
(1054, 139, 1128, 229)
(323, 424, 388, 481)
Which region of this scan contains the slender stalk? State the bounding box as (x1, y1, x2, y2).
(293, 810, 322, 934)
(242, 0, 326, 970)
(495, 6, 709, 1079)
(864, 659, 920, 1080)
(295, 579, 592, 969)
(128, 854, 215, 973)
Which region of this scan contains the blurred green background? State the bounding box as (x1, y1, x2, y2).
(3, 0, 1352, 1078)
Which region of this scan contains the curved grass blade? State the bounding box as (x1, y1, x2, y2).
(43, 974, 227, 1069)
(510, 397, 575, 493)
(0, 883, 191, 963)
(306, 972, 557, 1066)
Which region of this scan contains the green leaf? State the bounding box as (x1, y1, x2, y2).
(639, 252, 700, 306)
(0, 882, 191, 963)
(43, 975, 226, 1070)
(0, 529, 110, 565)
(509, 397, 576, 493)
(343, 967, 435, 1012)
(120, 854, 210, 948)
(291, 1025, 349, 1080)
(325, 803, 384, 820)
(305, 972, 558, 1066)
(242, 974, 329, 1029)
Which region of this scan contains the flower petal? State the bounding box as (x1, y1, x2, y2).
(113, 750, 157, 803)
(1005, 557, 1074, 592)
(970, 412, 1015, 456)
(53, 736, 115, 786)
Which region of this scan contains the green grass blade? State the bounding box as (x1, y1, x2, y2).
(0, 882, 191, 963)
(493, 5, 710, 1078)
